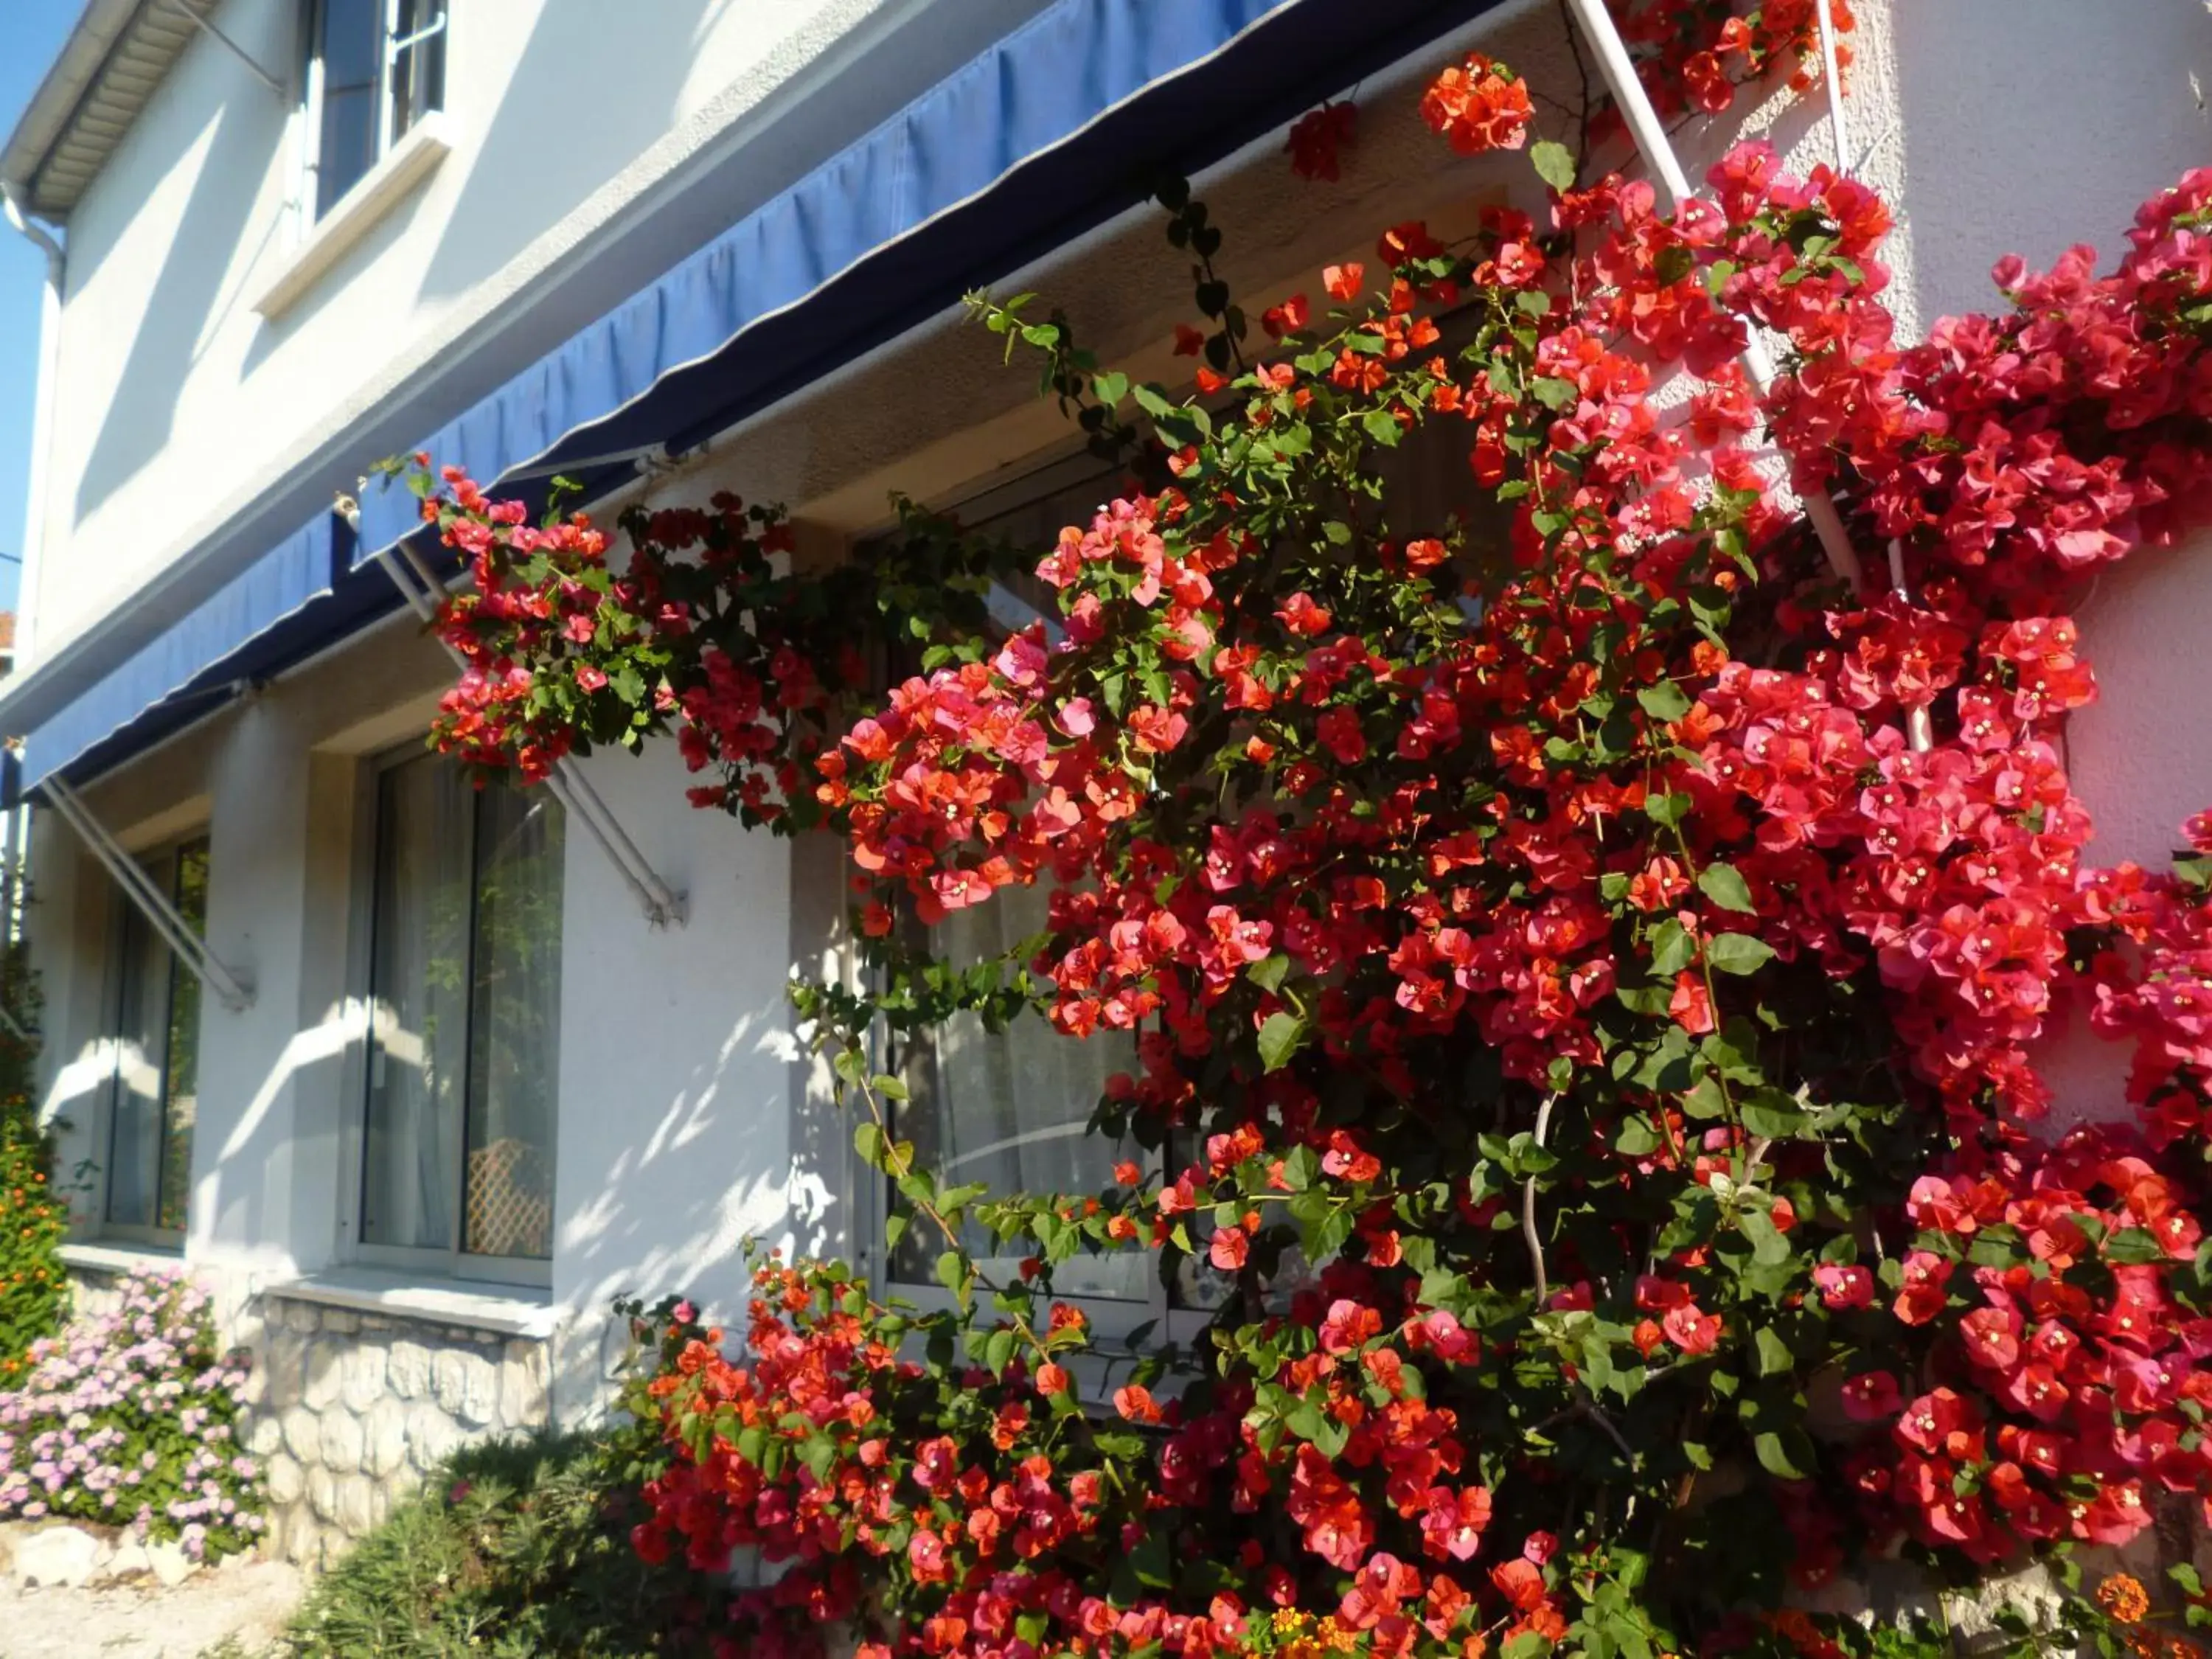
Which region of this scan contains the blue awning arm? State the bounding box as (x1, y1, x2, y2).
(41, 776, 254, 1010)
(356, 511, 688, 930)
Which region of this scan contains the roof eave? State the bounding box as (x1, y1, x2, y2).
(1, 0, 222, 220)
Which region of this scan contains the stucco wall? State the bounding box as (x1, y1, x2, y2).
(28, 0, 1057, 665)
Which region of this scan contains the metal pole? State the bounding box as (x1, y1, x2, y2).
(1814, 0, 1851, 174)
(43, 781, 252, 1011)
(1560, 0, 1865, 591)
(168, 0, 287, 97)
(370, 545, 685, 928)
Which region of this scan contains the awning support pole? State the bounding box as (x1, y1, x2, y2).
(371, 543, 689, 929)
(1559, 0, 1865, 592)
(167, 0, 288, 97)
(41, 779, 253, 1012)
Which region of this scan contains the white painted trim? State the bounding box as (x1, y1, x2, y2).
(254, 110, 454, 321)
(264, 1265, 560, 1338)
(59, 1239, 184, 1276)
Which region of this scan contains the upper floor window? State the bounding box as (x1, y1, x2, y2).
(304, 0, 448, 218)
(102, 837, 210, 1246)
(357, 751, 563, 1281)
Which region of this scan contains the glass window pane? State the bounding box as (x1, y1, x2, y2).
(314, 0, 383, 215)
(890, 884, 1144, 1301)
(156, 840, 209, 1234)
(104, 860, 173, 1230)
(362, 756, 475, 1251)
(389, 0, 445, 141)
(462, 783, 563, 1260)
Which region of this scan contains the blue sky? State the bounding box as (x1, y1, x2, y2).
(0, 1, 89, 616)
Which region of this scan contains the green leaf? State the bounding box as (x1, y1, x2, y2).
(853, 1121, 883, 1166)
(1257, 1011, 1307, 1073)
(1707, 933, 1775, 975)
(1753, 1326, 1795, 1377)
(1680, 1075, 1729, 1121)
(1363, 408, 1406, 448)
(1530, 139, 1578, 193)
(1636, 681, 1691, 722)
(1739, 1091, 1808, 1140)
(1697, 863, 1756, 914)
(1650, 919, 1696, 977)
(2105, 1227, 2167, 1264)
(1129, 1530, 1175, 1589)
(1248, 953, 1291, 993)
(1531, 376, 1577, 411)
(1739, 1208, 1792, 1267)
(1092, 370, 1129, 407)
(935, 1251, 968, 1301)
(1753, 1427, 1815, 1480)
(1614, 1116, 1661, 1157)
(1132, 383, 1179, 420)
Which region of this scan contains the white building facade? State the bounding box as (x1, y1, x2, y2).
(0, 0, 2205, 1567)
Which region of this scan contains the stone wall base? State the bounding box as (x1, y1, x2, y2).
(66, 1266, 552, 1571)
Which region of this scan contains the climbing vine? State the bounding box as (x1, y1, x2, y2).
(408, 8, 2212, 1657)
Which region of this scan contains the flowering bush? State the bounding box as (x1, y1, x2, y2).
(0, 1269, 263, 1560)
(0, 942, 66, 1384)
(407, 11, 2212, 1657)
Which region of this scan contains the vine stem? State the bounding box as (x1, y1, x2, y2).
(1523, 1092, 1559, 1304)
(846, 1057, 1051, 1364)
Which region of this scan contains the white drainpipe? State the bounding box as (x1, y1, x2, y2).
(2, 184, 63, 672)
(0, 185, 63, 936)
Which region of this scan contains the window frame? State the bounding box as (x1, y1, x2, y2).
(337, 740, 558, 1290)
(296, 0, 451, 226)
(96, 833, 211, 1253)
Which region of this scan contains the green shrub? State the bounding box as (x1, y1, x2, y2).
(271, 1427, 728, 1658)
(0, 939, 65, 1383)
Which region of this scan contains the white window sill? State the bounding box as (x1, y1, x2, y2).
(58, 1240, 185, 1276)
(254, 112, 455, 321)
(263, 1266, 560, 1340)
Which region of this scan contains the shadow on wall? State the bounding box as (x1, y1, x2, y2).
(72, 88, 289, 526)
(195, 999, 367, 1263)
(550, 998, 841, 1419)
(1890, 0, 2212, 326)
(412, 0, 738, 305)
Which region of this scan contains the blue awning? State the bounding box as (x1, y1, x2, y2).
(357, 0, 1511, 555)
(24, 0, 1509, 792)
(18, 514, 380, 790)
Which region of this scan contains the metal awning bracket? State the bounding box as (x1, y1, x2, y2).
(41, 779, 254, 1011)
(366, 535, 689, 929)
(169, 1, 287, 98)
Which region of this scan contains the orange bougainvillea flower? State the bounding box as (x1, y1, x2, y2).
(1419, 53, 1533, 154)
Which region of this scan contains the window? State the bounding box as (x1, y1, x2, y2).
(358, 751, 563, 1279)
(102, 838, 209, 1245)
(889, 882, 1146, 1301)
(869, 458, 1149, 1317)
(869, 408, 1503, 1328)
(303, 0, 448, 218)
